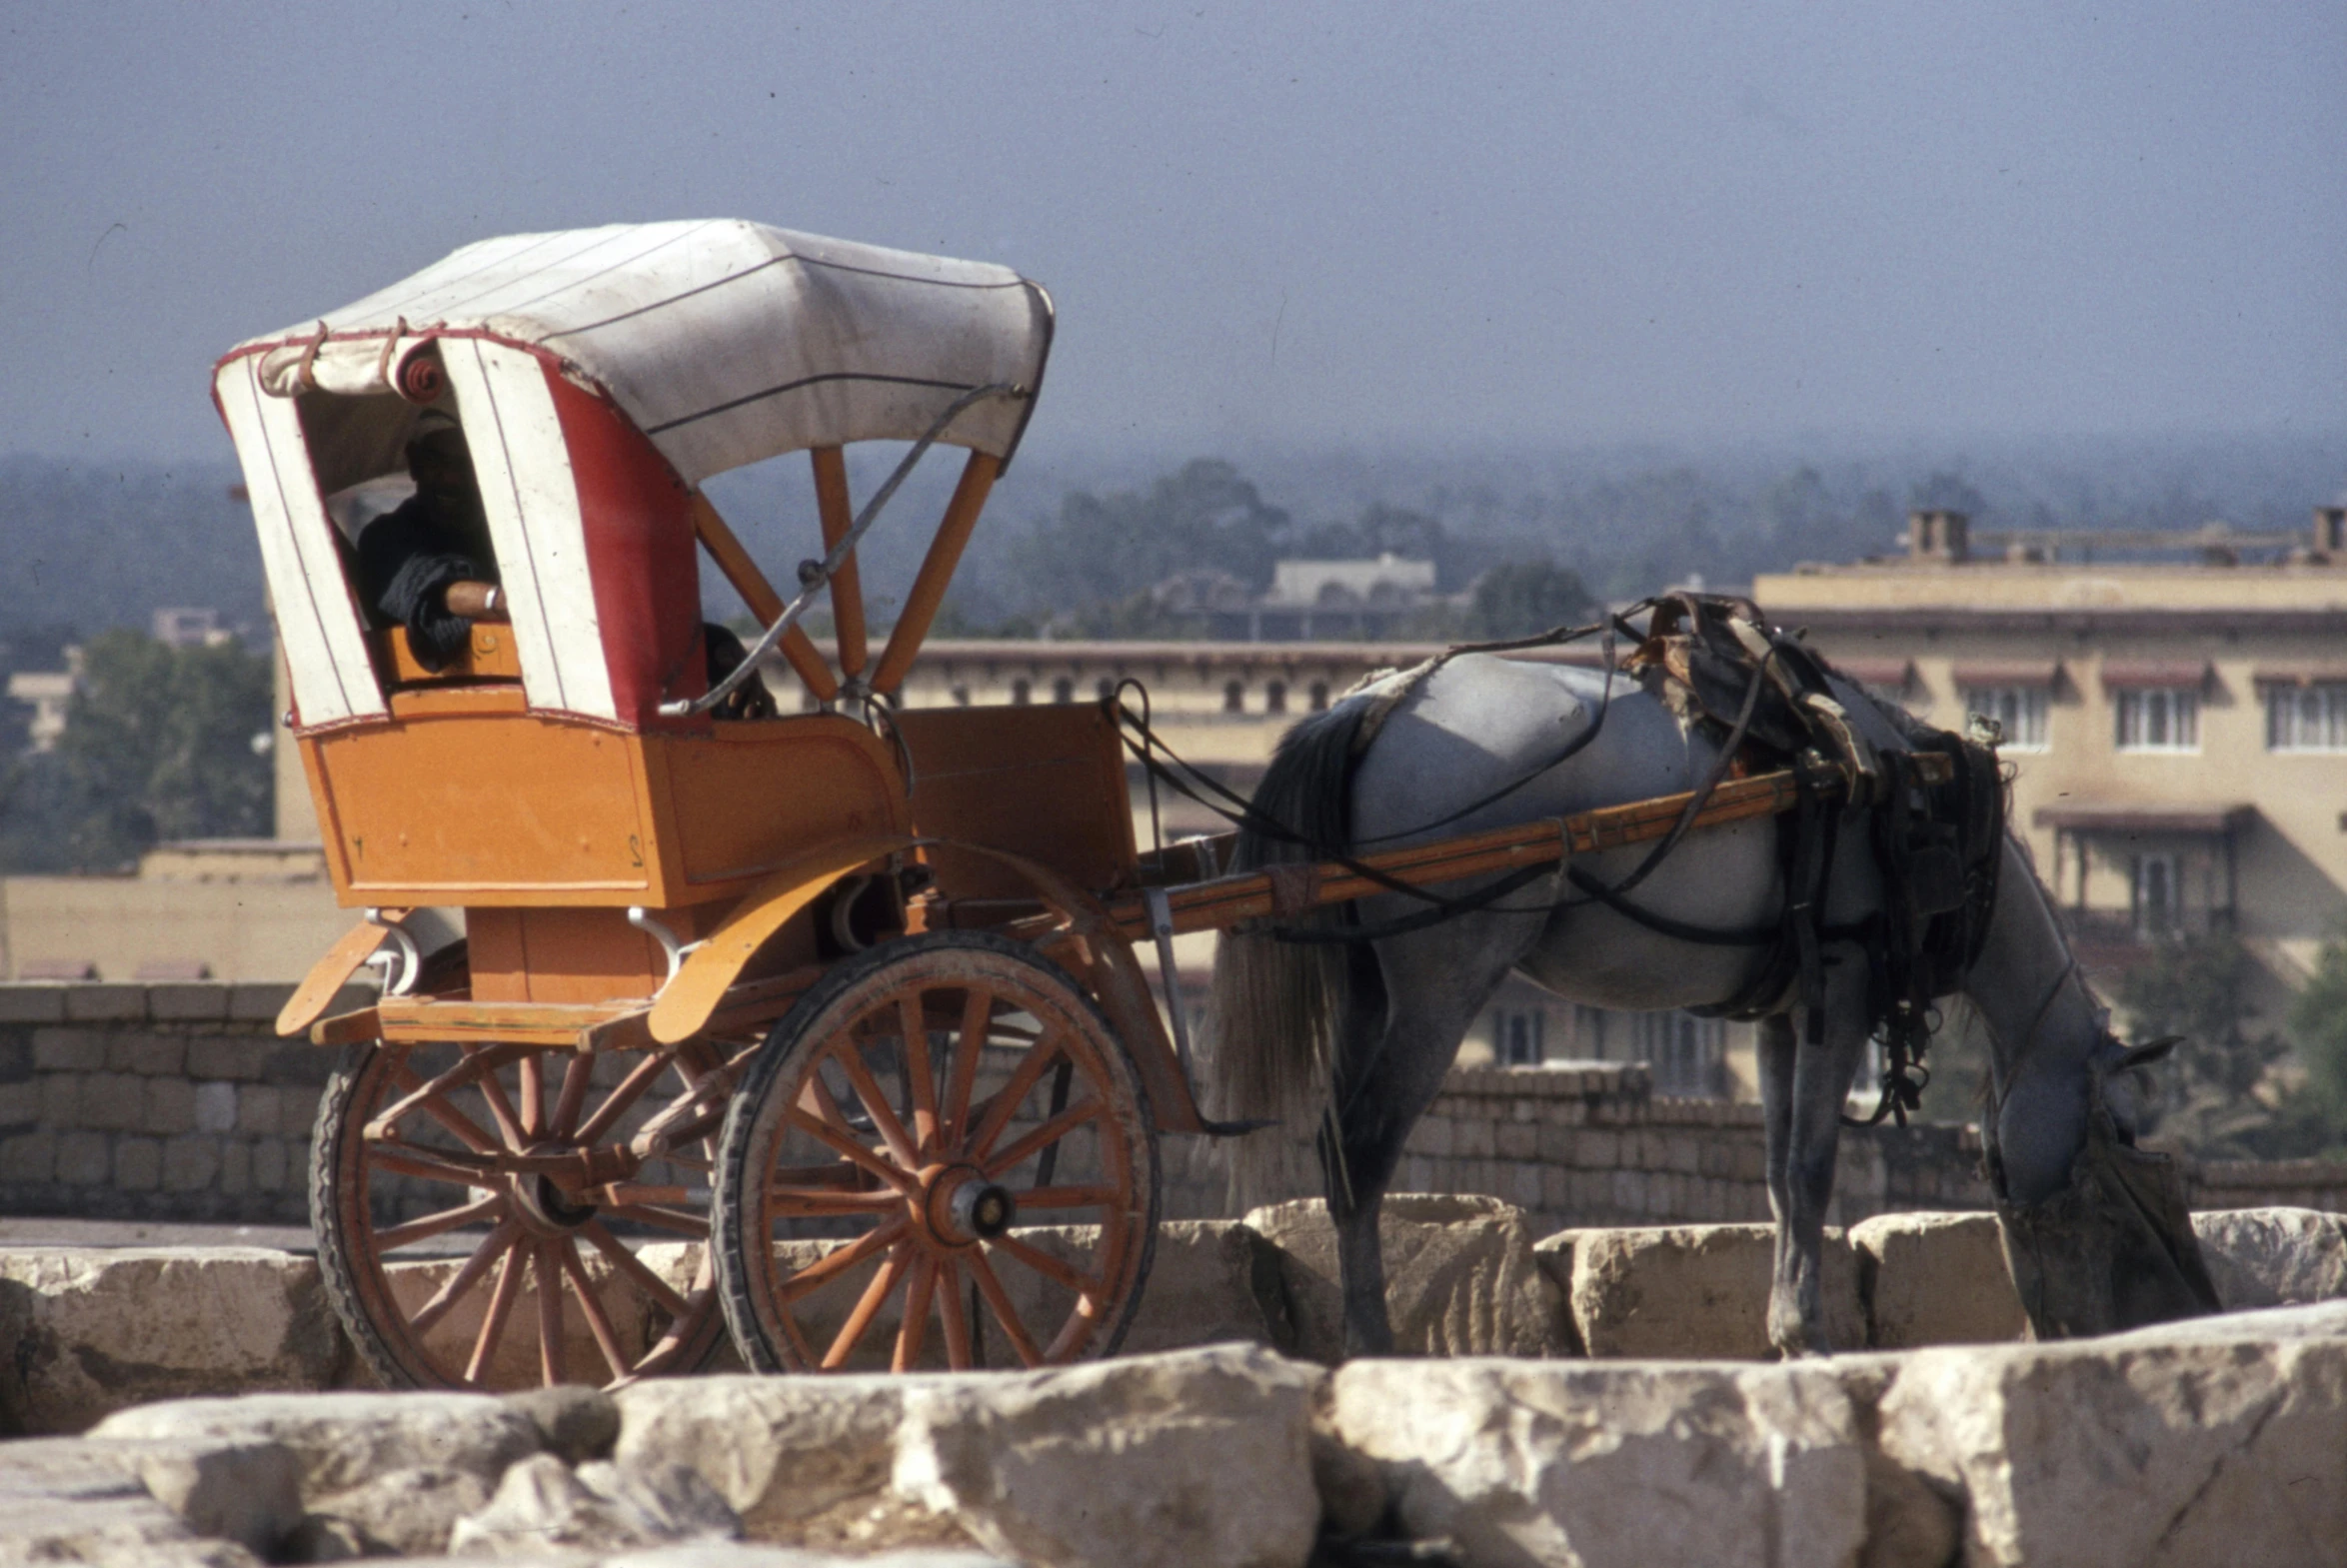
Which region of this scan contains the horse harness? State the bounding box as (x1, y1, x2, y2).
(1626, 593, 2007, 1124)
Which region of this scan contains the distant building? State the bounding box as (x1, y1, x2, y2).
(151, 608, 235, 649)
(1756, 507, 2347, 1036)
(5, 648, 81, 754)
(1153, 555, 1445, 641)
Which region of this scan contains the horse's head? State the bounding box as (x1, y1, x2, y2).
(2090, 1026, 2185, 1146)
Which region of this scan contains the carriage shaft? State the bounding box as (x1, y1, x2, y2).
(1107, 758, 1940, 941)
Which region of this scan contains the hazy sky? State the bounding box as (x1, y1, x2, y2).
(3, 2, 2340, 464)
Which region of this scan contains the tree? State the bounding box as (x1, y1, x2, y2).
(0, 630, 274, 872)
(1009, 460, 1294, 612)
(2287, 926, 2347, 1151)
(1456, 561, 1597, 640)
(2112, 932, 2331, 1157)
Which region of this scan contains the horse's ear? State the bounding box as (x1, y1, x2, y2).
(2114, 1035, 2184, 1073)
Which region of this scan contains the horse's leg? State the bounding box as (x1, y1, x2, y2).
(1757, 1012, 1806, 1352)
(1325, 916, 1532, 1358)
(1766, 959, 1875, 1357)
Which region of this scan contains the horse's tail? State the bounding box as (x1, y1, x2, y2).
(1206, 694, 1374, 1206)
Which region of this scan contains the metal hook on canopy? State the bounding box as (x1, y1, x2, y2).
(659, 382, 1023, 719)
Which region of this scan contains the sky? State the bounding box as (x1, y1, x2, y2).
(2, 2, 2341, 466)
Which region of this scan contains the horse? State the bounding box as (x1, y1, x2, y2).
(1205, 645, 2219, 1357)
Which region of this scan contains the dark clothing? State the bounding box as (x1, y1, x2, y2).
(355, 494, 499, 671)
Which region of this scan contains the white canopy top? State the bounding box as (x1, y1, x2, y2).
(222, 219, 1053, 484)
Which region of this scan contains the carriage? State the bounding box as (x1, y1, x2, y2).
(223, 220, 1966, 1389)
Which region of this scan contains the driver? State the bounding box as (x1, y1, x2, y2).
(355, 408, 500, 670)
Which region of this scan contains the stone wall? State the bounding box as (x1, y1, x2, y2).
(1171, 1058, 2347, 1226)
(0, 981, 367, 1226)
(5, 983, 2344, 1231)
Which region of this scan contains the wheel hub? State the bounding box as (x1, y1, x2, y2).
(512, 1145, 599, 1234)
(919, 1162, 1015, 1247)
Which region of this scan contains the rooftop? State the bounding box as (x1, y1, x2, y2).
(1757, 507, 2347, 618)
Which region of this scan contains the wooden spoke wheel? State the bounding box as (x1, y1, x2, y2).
(713, 931, 1161, 1373)
(311, 1036, 732, 1390)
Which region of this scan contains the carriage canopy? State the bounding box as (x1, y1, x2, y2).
(215, 221, 1053, 730)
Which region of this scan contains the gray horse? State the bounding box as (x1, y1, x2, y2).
(1207, 651, 2218, 1357)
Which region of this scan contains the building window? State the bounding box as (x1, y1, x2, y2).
(2133, 852, 2181, 937)
(1308, 681, 1330, 712)
(1052, 677, 1075, 705)
(2115, 688, 2198, 753)
(1630, 1010, 1725, 1097)
(2268, 684, 2347, 753)
(1494, 1009, 1544, 1066)
(1264, 680, 1287, 715)
(1097, 678, 1117, 703)
(1222, 680, 1245, 714)
(1011, 678, 1032, 707)
(1962, 687, 2048, 752)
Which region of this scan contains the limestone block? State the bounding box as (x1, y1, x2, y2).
(504, 1384, 623, 1464)
(893, 1343, 1322, 1568)
(65, 982, 149, 1021)
(93, 1390, 540, 1510)
(2191, 1206, 2347, 1310)
(1243, 1193, 1567, 1362)
(1849, 1209, 2026, 1348)
(0, 1248, 349, 1433)
(1324, 1358, 1869, 1568)
(1876, 1308, 2347, 1567)
(311, 1463, 498, 1556)
(0, 1436, 263, 1565)
(613, 1371, 934, 1547)
(0, 1433, 302, 1561)
(1563, 1223, 1865, 1358)
(115, 1134, 163, 1189)
(1123, 1218, 1290, 1354)
(0, 982, 71, 1023)
(449, 1451, 741, 1556)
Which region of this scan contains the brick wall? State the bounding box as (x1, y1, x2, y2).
(4, 985, 2343, 1232)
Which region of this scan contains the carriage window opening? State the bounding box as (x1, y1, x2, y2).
(2133, 852, 2181, 937)
(2267, 683, 2347, 752)
(951, 684, 972, 708)
(1962, 687, 2048, 752)
(1265, 680, 1287, 716)
(1011, 678, 1032, 707)
(1222, 680, 1245, 714)
(1052, 677, 1075, 706)
(332, 408, 503, 671)
(2115, 688, 2198, 753)
(1308, 681, 1330, 713)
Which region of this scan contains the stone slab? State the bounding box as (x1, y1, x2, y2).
(1324, 1357, 1870, 1568)
(1874, 1302, 2347, 1567)
(1244, 1192, 1567, 1361)
(0, 1246, 349, 1433)
(1848, 1209, 2026, 1348)
(2192, 1205, 2347, 1310)
(1559, 1222, 1865, 1358)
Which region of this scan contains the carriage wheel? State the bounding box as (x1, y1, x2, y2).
(311, 1036, 731, 1390)
(713, 931, 1161, 1373)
